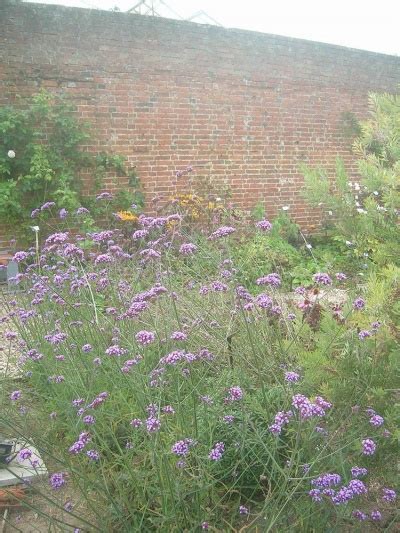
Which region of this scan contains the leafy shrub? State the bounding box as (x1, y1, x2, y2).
(0, 91, 143, 242)
(302, 92, 400, 273)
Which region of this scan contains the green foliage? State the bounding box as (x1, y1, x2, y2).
(340, 111, 362, 140)
(302, 91, 400, 273)
(0, 91, 143, 241)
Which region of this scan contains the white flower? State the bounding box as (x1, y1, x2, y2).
(30, 226, 40, 232)
(355, 201, 361, 207)
(345, 240, 354, 246)
(354, 183, 361, 191)
(7, 150, 15, 159)
(282, 206, 290, 211)
(363, 252, 369, 257)
(377, 206, 387, 212)
(328, 211, 333, 216)
(373, 191, 379, 196)
(356, 208, 367, 214)
(306, 244, 313, 249)
(348, 182, 353, 188)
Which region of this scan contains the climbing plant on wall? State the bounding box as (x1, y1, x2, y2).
(0, 90, 143, 240)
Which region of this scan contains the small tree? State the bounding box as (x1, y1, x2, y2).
(302, 91, 400, 270)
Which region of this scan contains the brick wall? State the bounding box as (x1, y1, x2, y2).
(1, 0, 400, 250)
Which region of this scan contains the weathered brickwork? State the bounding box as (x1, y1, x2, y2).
(1, 0, 400, 250)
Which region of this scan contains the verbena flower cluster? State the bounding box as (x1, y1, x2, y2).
(4, 208, 396, 531)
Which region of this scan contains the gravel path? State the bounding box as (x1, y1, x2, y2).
(0, 291, 21, 378)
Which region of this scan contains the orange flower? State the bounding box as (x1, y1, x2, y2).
(117, 211, 138, 222)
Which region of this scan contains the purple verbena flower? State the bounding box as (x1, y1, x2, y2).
(86, 449, 100, 461)
(82, 344, 92, 353)
(4, 331, 18, 341)
(294, 286, 306, 295)
(105, 344, 126, 357)
(285, 371, 300, 383)
(87, 392, 108, 409)
(370, 510, 382, 521)
(382, 488, 396, 502)
(226, 386, 243, 402)
(309, 488, 322, 502)
(256, 293, 273, 309)
(351, 466, 368, 478)
(256, 273, 281, 287)
(314, 396, 332, 410)
(208, 442, 225, 461)
(348, 479, 368, 496)
(44, 331, 67, 345)
(76, 207, 90, 215)
(353, 297, 365, 310)
(361, 438, 376, 455)
(96, 192, 113, 201)
(10, 390, 21, 401)
(68, 440, 84, 454)
(135, 330, 156, 346)
(268, 423, 283, 436)
(179, 243, 197, 255)
(72, 398, 85, 407)
(170, 331, 187, 341)
(12, 251, 29, 263)
(311, 473, 342, 488)
(352, 510, 367, 521)
(50, 472, 67, 490)
(211, 281, 228, 292)
(18, 448, 32, 461)
(132, 229, 148, 240)
(171, 438, 194, 456)
(146, 417, 161, 433)
(370, 414, 384, 427)
(255, 219, 272, 231)
(41, 201, 56, 211)
(313, 272, 332, 285)
(208, 226, 235, 240)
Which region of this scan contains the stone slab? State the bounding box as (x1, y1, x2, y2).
(0, 440, 47, 487)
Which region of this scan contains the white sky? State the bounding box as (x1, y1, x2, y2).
(23, 0, 399, 56)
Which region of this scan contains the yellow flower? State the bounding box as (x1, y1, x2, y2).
(117, 211, 138, 222)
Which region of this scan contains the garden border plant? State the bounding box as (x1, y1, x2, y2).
(0, 90, 144, 245)
(1, 204, 398, 531)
